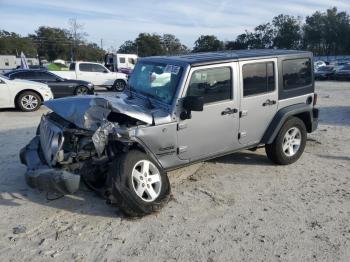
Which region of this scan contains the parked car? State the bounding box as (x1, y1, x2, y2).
(334, 64, 350, 81)
(4, 69, 94, 98)
(314, 66, 336, 80)
(0, 74, 53, 112)
(51, 62, 128, 91)
(20, 50, 319, 217)
(314, 60, 327, 70)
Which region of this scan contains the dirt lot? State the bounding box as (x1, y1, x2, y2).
(0, 82, 349, 262)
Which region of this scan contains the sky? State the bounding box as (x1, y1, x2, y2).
(1, 0, 350, 50)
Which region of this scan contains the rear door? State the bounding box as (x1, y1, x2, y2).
(78, 63, 98, 85)
(238, 59, 278, 146)
(177, 64, 240, 161)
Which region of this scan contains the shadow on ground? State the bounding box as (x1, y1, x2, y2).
(208, 151, 273, 166)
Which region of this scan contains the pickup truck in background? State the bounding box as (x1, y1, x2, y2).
(50, 62, 128, 91)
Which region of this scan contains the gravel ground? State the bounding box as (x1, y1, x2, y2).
(0, 82, 349, 262)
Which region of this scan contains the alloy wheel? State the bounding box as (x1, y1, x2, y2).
(282, 127, 302, 157)
(21, 95, 39, 110)
(131, 160, 161, 202)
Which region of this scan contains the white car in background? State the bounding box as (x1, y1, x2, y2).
(0, 75, 53, 112)
(51, 62, 128, 92)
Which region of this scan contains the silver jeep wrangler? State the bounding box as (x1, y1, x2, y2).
(20, 50, 319, 216)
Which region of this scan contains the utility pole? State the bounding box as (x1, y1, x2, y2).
(100, 38, 103, 50)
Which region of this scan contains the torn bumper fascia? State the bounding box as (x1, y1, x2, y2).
(19, 136, 80, 195)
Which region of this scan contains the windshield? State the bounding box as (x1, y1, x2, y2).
(128, 61, 183, 104)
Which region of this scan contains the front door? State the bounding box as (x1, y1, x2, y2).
(238, 59, 278, 146)
(0, 79, 11, 108)
(177, 64, 240, 161)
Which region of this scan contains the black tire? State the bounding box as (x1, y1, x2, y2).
(74, 86, 89, 96)
(112, 80, 126, 92)
(265, 117, 307, 165)
(16, 91, 41, 112)
(111, 150, 170, 217)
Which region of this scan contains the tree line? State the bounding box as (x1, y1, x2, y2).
(1, 7, 349, 61)
(0, 19, 104, 62)
(120, 7, 350, 56)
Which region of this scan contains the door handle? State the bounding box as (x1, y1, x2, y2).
(262, 99, 276, 106)
(221, 108, 238, 115)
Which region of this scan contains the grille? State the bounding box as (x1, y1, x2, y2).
(39, 116, 65, 167)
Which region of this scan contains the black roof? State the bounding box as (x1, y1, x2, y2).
(142, 49, 312, 67)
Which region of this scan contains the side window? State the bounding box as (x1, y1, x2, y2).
(79, 63, 92, 72)
(242, 62, 275, 97)
(12, 72, 33, 79)
(35, 72, 56, 81)
(187, 67, 232, 104)
(128, 58, 135, 64)
(91, 64, 107, 73)
(69, 63, 76, 71)
(283, 58, 311, 90)
(119, 57, 126, 63)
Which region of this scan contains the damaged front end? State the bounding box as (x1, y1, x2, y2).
(20, 95, 162, 195)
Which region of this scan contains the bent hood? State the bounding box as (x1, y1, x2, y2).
(44, 94, 171, 131)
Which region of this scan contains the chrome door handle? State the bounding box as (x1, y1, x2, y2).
(262, 99, 276, 106)
(221, 108, 238, 115)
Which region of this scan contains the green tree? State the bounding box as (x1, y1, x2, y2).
(161, 34, 189, 55)
(31, 26, 71, 61)
(0, 30, 37, 56)
(135, 33, 164, 57)
(193, 35, 224, 52)
(118, 40, 137, 54)
(272, 14, 301, 49)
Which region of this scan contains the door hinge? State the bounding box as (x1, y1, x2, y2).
(177, 122, 187, 131)
(239, 110, 248, 118)
(177, 146, 187, 154)
(238, 131, 247, 139)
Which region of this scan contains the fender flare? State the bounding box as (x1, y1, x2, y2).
(261, 103, 313, 144)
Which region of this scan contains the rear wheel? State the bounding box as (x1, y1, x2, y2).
(111, 150, 170, 217)
(75, 86, 88, 95)
(265, 117, 307, 165)
(112, 80, 126, 92)
(16, 91, 41, 112)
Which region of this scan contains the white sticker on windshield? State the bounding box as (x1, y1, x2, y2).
(164, 64, 181, 75)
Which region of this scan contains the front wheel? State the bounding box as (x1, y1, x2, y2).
(111, 150, 170, 217)
(112, 80, 126, 92)
(16, 91, 41, 112)
(265, 117, 307, 165)
(75, 86, 89, 96)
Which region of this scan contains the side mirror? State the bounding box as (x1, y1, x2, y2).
(56, 78, 62, 82)
(181, 96, 204, 120)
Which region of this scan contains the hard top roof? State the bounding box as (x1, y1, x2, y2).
(141, 49, 312, 67)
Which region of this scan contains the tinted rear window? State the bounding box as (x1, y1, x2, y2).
(242, 62, 275, 97)
(283, 58, 312, 90)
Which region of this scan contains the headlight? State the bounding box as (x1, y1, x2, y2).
(87, 83, 94, 87)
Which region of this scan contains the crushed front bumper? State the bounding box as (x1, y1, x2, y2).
(20, 136, 80, 195)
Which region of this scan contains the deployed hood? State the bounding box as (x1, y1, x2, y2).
(44, 94, 171, 131)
